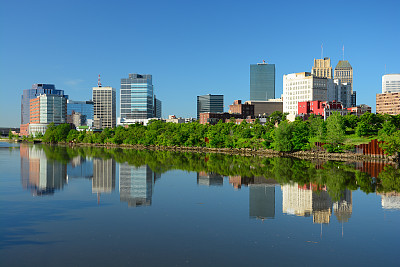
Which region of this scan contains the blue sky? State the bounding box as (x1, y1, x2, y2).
(1, 0, 399, 127)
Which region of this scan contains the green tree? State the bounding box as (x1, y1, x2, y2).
(326, 112, 345, 145)
(272, 121, 294, 152)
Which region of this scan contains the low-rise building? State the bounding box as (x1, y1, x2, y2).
(166, 115, 185, 124)
(347, 104, 371, 116)
(298, 100, 347, 120)
(244, 100, 283, 117)
(229, 100, 254, 117)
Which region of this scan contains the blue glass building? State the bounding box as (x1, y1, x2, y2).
(21, 84, 67, 125)
(196, 94, 224, 120)
(120, 74, 154, 119)
(250, 62, 275, 101)
(67, 100, 94, 125)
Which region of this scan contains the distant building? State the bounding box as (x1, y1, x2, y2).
(250, 61, 275, 101)
(20, 83, 67, 136)
(117, 117, 163, 126)
(334, 60, 356, 106)
(228, 100, 254, 117)
(244, 100, 283, 117)
(154, 95, 162, 118)
(298, 100, 348, 120)
(121, 74, 154, 120)
(28, 94, 68, 136)
(328, 79, 352, 108)
(283, 72, 328, 115)
(347, 104, 371, 116)
(67, 100, 94, 126)
(166, 115, 185, 124)
(312, 57, 333, 79)
(382, 74, 400, 93)
(333, 189, 352, 223)
(93, 86, 116, 128)
(197, 94, 224, 120)
(376, 92, 400, 115)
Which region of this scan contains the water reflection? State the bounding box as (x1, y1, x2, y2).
(17, 143, 400, 223)
(20, 144, 67, 195)
(119, 164, 156, 207)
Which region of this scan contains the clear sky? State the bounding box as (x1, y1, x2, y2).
(1, 0, 399, 127)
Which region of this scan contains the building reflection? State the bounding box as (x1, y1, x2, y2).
(20, 144, 67, 196)
(249, 185, 275, 220)
(119, 164, 156, 207)
(333, 189, 353, 223)
(378, 192, 400, 210)
(67, 156, 93, 179)
(92, 158, 116, 204)
(282, 183, 333, 224)
(197, 172, 223, 186)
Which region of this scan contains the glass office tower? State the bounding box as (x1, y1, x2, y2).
(67, 100, 94, 125)
(197, 94, 224, 120)
(120, 74, 154, 119)
(21, 84, 67, 125)
(250, 62, 275, 101)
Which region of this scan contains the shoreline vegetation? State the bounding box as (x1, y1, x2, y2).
(18, 143, 400, 198)
(7, 111, 400, 163)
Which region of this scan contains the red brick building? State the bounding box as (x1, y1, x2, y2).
(298, 100, 348, 119)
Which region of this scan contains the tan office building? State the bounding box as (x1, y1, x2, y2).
(312, 57, 333, 79)
(92, 86, 116, 128)
(376, 92, 400, 115)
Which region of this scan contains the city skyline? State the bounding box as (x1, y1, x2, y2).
(1, 0, 399, 127)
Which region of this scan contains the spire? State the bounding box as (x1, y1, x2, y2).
(98, 74, 102, 87)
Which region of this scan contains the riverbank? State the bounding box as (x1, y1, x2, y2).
(55, 141, 399, 164)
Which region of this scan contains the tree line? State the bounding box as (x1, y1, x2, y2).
(23, 111, 400, 155)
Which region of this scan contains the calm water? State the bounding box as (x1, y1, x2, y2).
(0, 142, 399, 266)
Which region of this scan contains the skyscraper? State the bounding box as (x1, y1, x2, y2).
(250, 61, 275, 101)
(312, 57, 333, 79)
(120, 74, 156, 120)
(334, 60, 355, 106)
(382, 74, 400, 93)
(92, 86, 116, 128)
(20, 83, 67, 135)
(196, 94, 224, 120)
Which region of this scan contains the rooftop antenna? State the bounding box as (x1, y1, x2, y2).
(321, 43, 323, 59)
(342, 45, 345, 61)
(98, 74, 102, 87)
(385, 64, 387, 74)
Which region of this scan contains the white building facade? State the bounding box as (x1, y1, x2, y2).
(283, 72, 328, 115)
(382, 74, 400, 93)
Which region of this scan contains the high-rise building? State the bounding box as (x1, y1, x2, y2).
(20, 84, 67, 136)
(92, 86, 116, 128)
(312, 57, 333, 79)
(120, 74, 155, 120)
(382, 74, 400, 93)
(28, 94, 68, 136)
(334, 60, 355, 106)
(196, 94, 224, 120)
(250, 61, 275, 101)
(376, 92, 400, 115)
(67, 100, 94, 126)
(154, 95, 162, 118)
(283, 72, 328, 115)
(328, 79, 352, 108)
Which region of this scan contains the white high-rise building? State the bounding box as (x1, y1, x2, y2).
(283, 72, 328, 115)
(92, 86, 116, 129)
(382, 74, 400, 93)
